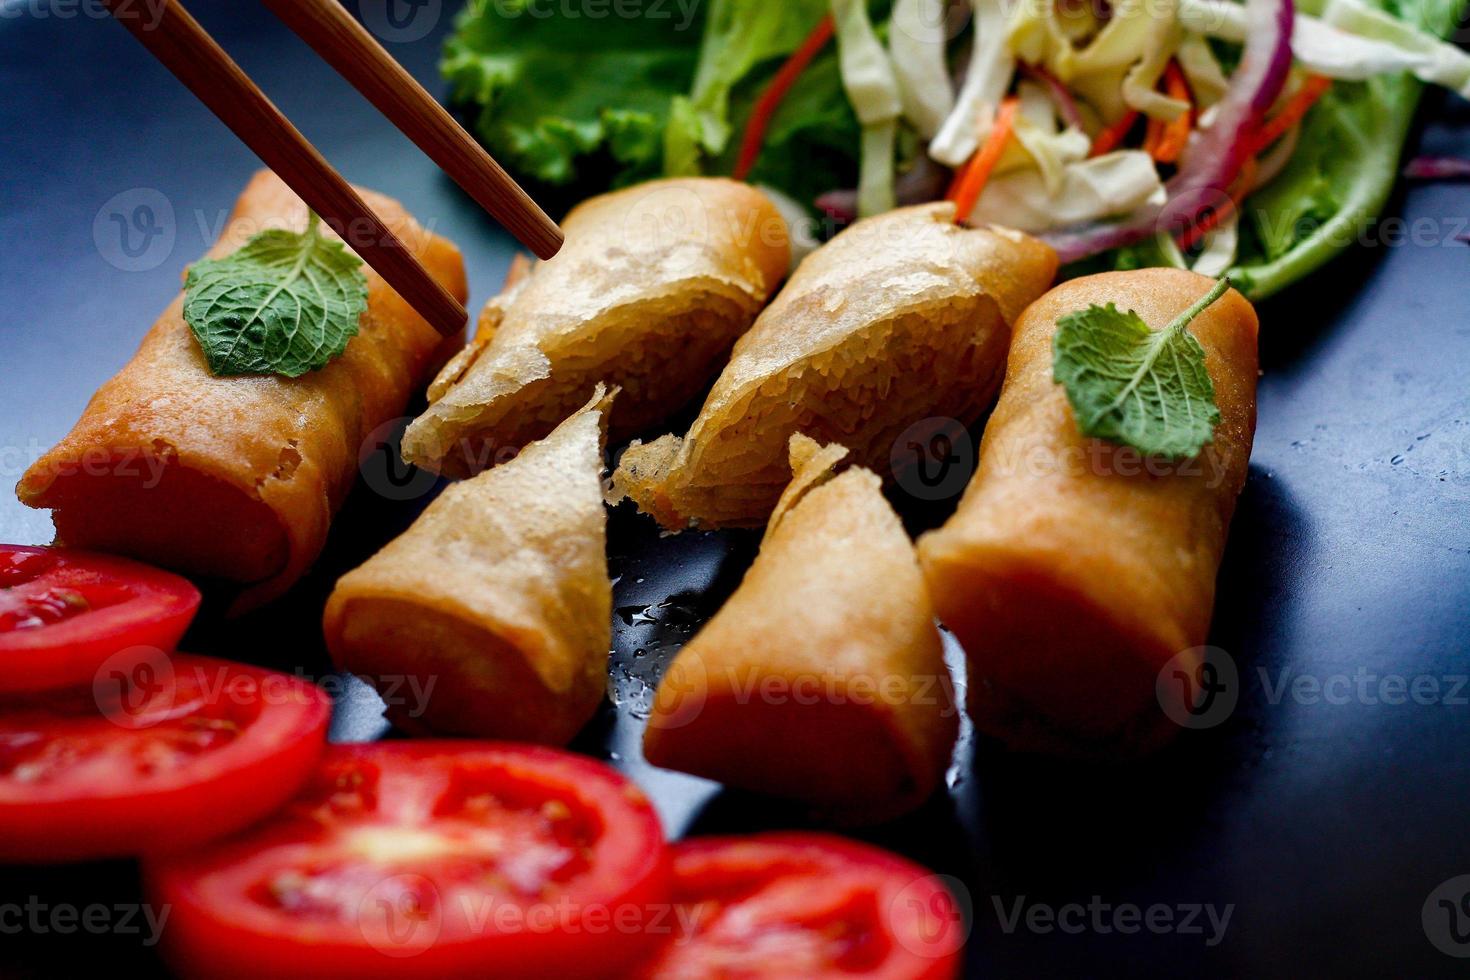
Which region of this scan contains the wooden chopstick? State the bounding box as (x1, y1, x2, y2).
(100, 0, 468, 337)
(260, 0, 563, 261)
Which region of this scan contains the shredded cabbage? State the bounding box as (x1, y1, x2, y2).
(1005, 81, 1090, 195)
(1191, 213, 1240, 275)
(1119, 0, 1189, 120)
(932, 0, 1015, 166)
(1176, 34, 1230, 107)
(1181, 0, 1470, 94)
(830, 0, 903, 216)
(888, 0, 956, 137)
(830, 0, 903, 123)
(1005, 0, 1179, 123)
(969, 150, 1165, 231)
(857, 120, 900, 215)
(1320, 0, 1470, 97)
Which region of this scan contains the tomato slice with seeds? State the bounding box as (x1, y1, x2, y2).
(0, 653, 329, 862)
(633, 834, 966, 979)
(147, 742, 671, 980)
(0, 544, 201, 692)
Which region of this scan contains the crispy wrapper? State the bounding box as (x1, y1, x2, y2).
(403, 178, 789, 477)
(323, 388, 615, 745)
(917, 269, 1260, 755)
(644, 435, 957, 824)
(612, 202, 1058, 529)
(16, 171, 466, 612)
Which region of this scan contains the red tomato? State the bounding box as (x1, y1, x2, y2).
(0, 544, 201, 692)
(0, 653, 329, 862)
(147, 742, 672, 979)
(633, 833, 967, 979)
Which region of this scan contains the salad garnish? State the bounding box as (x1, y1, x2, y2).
(445, 0, 1470, 297)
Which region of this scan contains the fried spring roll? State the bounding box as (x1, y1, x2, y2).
(613, 202, 1057, 529)
(16, 171, 467, 611)
(402, 178, 789, 478)
(323, 388, 615, 745)
(644, 435, 957, 823)
(917, 269, 1259, 754)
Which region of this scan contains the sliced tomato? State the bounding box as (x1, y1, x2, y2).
(634, 833, 966, 980)
(147, 742, 671, 979)
(0, 653, 329, 862)
(0, 544, 201, 692)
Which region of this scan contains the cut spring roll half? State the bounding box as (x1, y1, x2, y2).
(613, 202, 1058, 529)
(402, 178, 789, 478)
(16, 171, 467, 612)
(323, 388, 615, 745)
(644, 435, 957, 824)
(918, 269, 1259, 755)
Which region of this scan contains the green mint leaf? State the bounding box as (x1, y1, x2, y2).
(1052, 277, 1230, 460)
(183, 213, 369, 378)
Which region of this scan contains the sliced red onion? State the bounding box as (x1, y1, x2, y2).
(816, 152, 951, 224)
(1021, 63, 1088, 133)
(1403, 156, 1470, 180)
(1042, 0, 1295, 263)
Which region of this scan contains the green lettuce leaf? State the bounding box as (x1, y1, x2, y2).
(1225, 0, 1466, 298)
(441, 0, 704, 187)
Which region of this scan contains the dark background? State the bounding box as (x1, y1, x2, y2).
(1, 1, 1468, 976)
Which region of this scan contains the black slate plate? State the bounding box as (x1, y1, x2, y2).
(1, 3, 1468, 977)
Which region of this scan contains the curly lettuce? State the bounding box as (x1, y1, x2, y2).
(1227, 0, 1466, 297)
(441, 0, 705, 188)
(443, 0, 874, 210)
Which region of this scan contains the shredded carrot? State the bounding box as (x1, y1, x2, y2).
(947, 96, 1021, 225)
(1142, 116, 1166, 158)
(1249, 74, 1332, 155)
(1176, 157, 1258, 251)
(1149, 61, 1193, 164)
(732, 15, 835, 181)
(1090, 110, 1139, 157)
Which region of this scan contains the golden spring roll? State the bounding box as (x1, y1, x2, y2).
(323, 388, 614, 745)
(613, 202, 1057, 529)
(16, 171, 467, 611)
(917, 269, 1259, 754)
(644, 435, 957, 823)
(402, 178, 789, 477)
